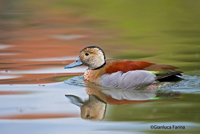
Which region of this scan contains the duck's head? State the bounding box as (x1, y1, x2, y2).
(65, 46, 106, 70)
(65, 94, 107, 120)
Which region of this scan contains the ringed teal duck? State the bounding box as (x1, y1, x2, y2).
(65, 46, 183, 90)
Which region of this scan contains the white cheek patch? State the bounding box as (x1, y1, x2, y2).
(89, 49, 105, 69)
(100, 70, 156, 90)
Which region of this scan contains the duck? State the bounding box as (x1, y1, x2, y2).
(65, 46, 183, 90)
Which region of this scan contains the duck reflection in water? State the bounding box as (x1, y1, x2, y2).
(66, 94, 107, 120)
(65, 85, 180, 120)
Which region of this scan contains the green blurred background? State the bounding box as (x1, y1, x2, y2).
(1, 1, 200, 133)
(1, 0, 200, 71)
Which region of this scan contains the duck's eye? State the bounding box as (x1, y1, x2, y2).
(85, 52, 89, 56)
(86, 114, 90, 118)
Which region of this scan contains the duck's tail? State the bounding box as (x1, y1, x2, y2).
(149, 70, 184, 82)
(145, 64, 184, 82)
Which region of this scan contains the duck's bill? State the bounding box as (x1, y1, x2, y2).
(65, 57, 83, 69)
(65, 95, 83, 107)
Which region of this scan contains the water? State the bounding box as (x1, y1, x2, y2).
(0, 72, 200, 134)
(64, 73, 200, 121)
(0, 0, 200, 133)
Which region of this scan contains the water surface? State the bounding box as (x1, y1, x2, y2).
(0, 0, 200, 134)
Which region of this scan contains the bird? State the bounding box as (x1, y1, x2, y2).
(65, 46, 183, 90)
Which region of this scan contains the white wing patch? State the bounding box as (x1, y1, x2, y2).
(100, 70, 156, 90)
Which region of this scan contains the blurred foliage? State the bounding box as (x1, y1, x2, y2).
(1, 2, 200, 133)
(0, 0, 200, 71)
